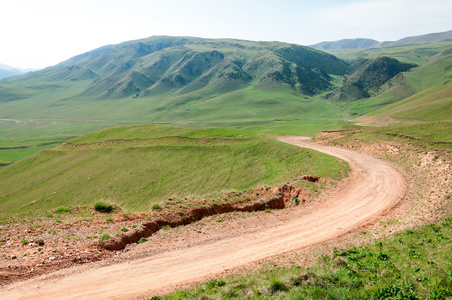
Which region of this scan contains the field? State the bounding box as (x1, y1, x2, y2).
(0, 125, 349, 213)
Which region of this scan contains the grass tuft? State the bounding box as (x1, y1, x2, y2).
(94, 201, 113, 213)
(54, 207, 71, 214)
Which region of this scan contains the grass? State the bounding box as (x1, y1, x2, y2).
(157, 217, 452, 299)
(366, 83, 452, 122)
(138, 237, 148, 244)
(0, 119, 134, 164)
(331, 122, 452, 150)
(152, 204, 162, 211)
(98, 233, 110, 241)
(54, 207, 71, 214)
(94, 201, 113, 213)
(0, 124, 349, 213)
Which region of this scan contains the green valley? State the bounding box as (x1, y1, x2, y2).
(0, 29, 451, 299)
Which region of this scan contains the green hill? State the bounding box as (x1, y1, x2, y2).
(0, 125, 348, 213)
(365, 83, 452, 122)
(6, 36, 347, 102)
(346, 52, 452, 116)
(325, 57, 416, 102)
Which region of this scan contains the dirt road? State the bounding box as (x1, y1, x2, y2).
(0, 136, 407, 299)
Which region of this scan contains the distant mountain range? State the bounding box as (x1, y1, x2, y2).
(309, 29, 452, 50)
(0, 63, 37, 80)
(0, 63, 26, 80)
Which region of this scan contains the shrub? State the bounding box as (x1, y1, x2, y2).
(152, 204, 162, 211)
(269, 279, 288, 292)
(99, 233, 110, 241)
(120, 227, 128, 232)
(21, 239, 29, 245)
(206, 278, 226, 289)
(94, 201, 113, 213)
(138, 237, 148, 244)
(55, 207, 71, 214)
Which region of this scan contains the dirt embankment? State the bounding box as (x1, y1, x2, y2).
(0, 176, 316, 285)
(0, 136, 407, 300)
(100, 182, 312, 251)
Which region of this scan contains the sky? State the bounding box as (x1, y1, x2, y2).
(1, 0, 452, 69)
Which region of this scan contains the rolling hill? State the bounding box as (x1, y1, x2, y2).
(363, 82, 452, 122)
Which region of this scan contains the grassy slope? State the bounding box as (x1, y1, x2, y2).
(161, 218, 452, 300)
(159, 123, 452, 300)
(366, 83, 452, 122)
(0, 125, 349, 213)
(346, 53, 452, 117)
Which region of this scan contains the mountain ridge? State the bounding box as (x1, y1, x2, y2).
(5, 36, 349, 100)
(310, 29, 452, 50)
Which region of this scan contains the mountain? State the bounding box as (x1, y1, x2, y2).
(0, 63, 24, 80)
(325, 57, 417, 101)
(309, 38, 380, 50)
(310, 29, 452, 50)
(0, 35, 426, 138)
(0, 36, 352, 128)
(391, 29, 452, 46)
(36, 36, 347, 98)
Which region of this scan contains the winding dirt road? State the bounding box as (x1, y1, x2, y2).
(0, 136, 407, 299)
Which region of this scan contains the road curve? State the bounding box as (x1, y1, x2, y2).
(0, 136, 407, 300)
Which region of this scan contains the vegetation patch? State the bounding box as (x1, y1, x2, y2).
(159, 217, 452, 299)
(54, 207, 72, 214)
(94, 201, 113, 213)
